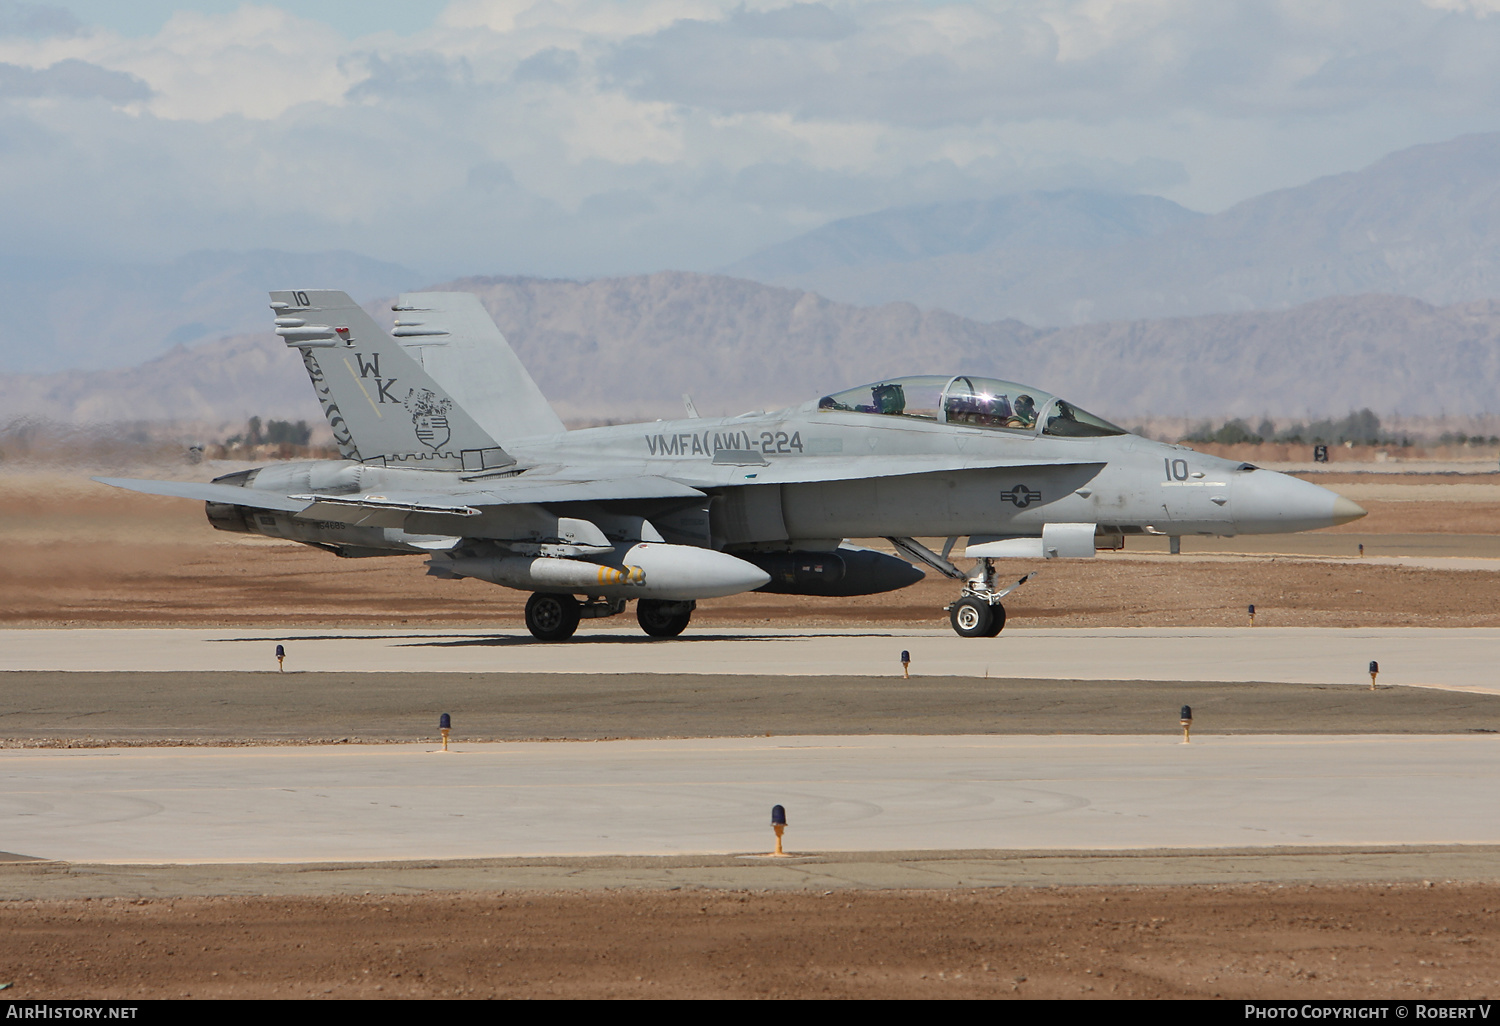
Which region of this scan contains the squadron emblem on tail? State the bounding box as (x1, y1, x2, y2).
(405, 388, 453, 451)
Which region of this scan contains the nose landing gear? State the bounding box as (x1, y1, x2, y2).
(949, 596, 1004, 637)
(886, 537, 1036, 639)
(945, 560, 1033, 638)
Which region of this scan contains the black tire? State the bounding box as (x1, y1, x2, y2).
(983, 601, 1006, 636)
(525, 592, 580, 641)
(950, 597, 995, 638)
(637, 599, 693, 638)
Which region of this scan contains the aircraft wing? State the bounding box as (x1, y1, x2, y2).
(448, 476, 706, 504)
(93, 477, 314, 512)
(665, 455, 1106, 488)
(98, 456, 1079, 527)
(290, 476, 707, 526)
(94, 475, 706, 524)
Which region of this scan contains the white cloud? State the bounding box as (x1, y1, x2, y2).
(0, 0, 1497, 281)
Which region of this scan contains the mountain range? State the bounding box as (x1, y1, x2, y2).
(5, 130, 1500, 430)
(7, 275, 1500, 434)
(724, 133, 1500, 326)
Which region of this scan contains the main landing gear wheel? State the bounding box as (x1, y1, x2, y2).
(525, 592, 580, 641)
(950, 597, 1004, 638)
(637, 598, 694, 638)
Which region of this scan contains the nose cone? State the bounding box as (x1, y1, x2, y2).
(1332, 495, 1368, 525)
(1233, 471, 1367, 535)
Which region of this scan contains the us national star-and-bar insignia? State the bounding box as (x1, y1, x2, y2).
(1001, 483, 1043, 508)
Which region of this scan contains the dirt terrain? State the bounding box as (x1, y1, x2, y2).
(1, 883, 1496, 999)
(4, 470, 1500, 629)
(4, 466, 1500, 1000)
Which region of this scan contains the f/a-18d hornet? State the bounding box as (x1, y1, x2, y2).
(98, 290, 1366, 640)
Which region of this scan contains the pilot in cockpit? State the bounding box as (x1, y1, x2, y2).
(1007, 394, 1037, 429)
(870, 383, 906, 415)
(945, 391, 1012, 428)
(820, 382, 906, 415)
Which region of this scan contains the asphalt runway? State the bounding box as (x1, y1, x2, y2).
(3, 735, 1499, 865)
(5, 672, 1500, 744)
(4, 626, 1497, 692)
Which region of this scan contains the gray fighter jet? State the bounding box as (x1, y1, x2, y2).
(98, 289, 1366, 639)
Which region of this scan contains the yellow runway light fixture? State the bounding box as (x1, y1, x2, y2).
(1180, 704, 1192, 744)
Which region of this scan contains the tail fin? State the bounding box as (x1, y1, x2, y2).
(270, 289, 513, 472)
(390, 291, 565, 441)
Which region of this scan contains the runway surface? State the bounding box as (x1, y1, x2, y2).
(4, 734, 1499, 864)
(6, 626, 1498, 692)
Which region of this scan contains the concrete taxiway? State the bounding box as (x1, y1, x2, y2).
(4, 626, 1498, 693)
(3, 734, 1498, 865)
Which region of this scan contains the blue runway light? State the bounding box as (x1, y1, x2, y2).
(769, 803, 788, 856)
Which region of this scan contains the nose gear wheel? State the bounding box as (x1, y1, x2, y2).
(943, 559, 1031, 637)
(950, 597, 1004, 638)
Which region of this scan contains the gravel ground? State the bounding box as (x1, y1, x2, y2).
(5, 473, 1500, 630)
(1, 882, 1497, 999)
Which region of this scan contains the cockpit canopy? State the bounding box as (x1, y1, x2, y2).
(817, 375, 1127, 438)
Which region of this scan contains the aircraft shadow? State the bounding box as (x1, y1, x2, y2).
(206, 631, 906, 648)
(402, 631, 904, 649)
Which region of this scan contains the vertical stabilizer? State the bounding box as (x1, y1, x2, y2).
(391, 291, 566, 441)
(270, 289, 513, 472)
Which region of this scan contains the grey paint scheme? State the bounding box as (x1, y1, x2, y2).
(97, 289, 1365, 615)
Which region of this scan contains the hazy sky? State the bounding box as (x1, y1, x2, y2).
(4, 0, 1500, 279)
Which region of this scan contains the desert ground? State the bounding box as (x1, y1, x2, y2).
(4, 466, 1500, 630)
(3, 883, 1497, 999)
(3, 460, 1500, 1000)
